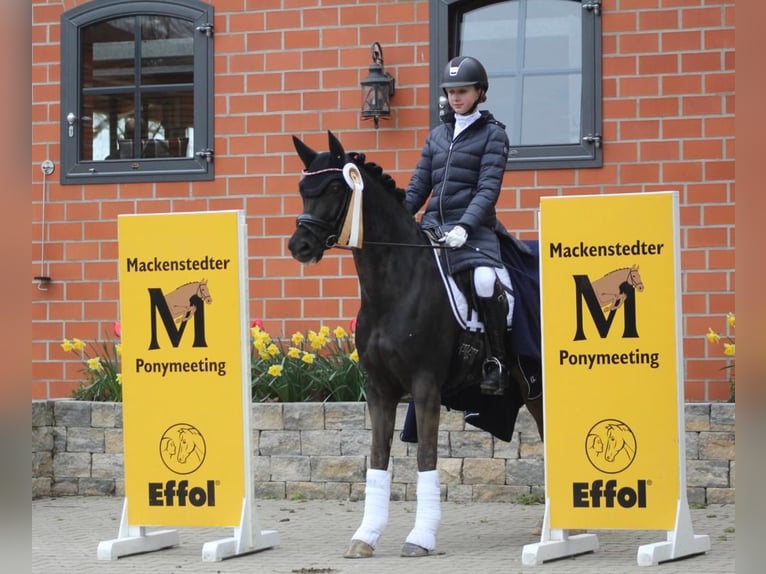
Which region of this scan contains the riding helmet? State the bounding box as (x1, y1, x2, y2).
(440, 56, 489, 102)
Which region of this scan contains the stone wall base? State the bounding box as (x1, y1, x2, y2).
(32, 400, 735, 505)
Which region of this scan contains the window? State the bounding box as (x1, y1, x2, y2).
(431, 0, 602, 169)
(60, 0, 214, 184)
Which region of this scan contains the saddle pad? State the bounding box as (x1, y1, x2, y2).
(431, 247, 513, 332)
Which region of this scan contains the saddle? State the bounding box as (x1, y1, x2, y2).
(399, 230, 543, 443)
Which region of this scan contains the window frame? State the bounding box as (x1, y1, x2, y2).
(430, 0, 602, 170)
(60, 0, 214, 185)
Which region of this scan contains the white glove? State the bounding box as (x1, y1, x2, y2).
(442, 225, 468, 248)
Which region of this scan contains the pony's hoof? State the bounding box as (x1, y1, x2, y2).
(344, 539, 374, 559)
(400, 542, 431, 557)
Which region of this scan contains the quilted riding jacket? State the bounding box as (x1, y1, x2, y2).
(404, 110, 510, 274)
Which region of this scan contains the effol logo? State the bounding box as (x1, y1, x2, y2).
(149, 425, 218, 508)
(585, 418, 637, 474)
(148, 279, 212, 349)
(573, 265, 644, 341)
(572, 419, 648, 509)
(159, 423, 207, 475)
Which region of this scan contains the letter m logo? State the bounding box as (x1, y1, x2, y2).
(572, 275, 639, 341)
(147, 288, 208, 350)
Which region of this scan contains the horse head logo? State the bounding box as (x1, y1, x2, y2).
(163, 279, 213, 323)
(591, 265, 644, 312)
(159, 423, 207, 475)
(585, 418, 637, 474)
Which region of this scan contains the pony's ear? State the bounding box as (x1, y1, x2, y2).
(292, 135, 317, 169)
(327, 130, 346, 163)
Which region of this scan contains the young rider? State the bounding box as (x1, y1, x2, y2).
(404, 55, 512, 396)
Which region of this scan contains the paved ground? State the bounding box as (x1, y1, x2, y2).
(33, 496, 734, 574)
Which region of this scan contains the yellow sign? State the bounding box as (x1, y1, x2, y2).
(118, 211, 249, 527)
(540, 192, 681, 530)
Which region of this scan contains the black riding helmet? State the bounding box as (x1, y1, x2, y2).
(440, 56, 489, 103)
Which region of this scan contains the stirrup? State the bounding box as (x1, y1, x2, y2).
(480, 357, 507, 395)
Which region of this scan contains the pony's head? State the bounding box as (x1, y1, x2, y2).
(288, 131, 354, 264)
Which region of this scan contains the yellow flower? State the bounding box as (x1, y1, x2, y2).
(350, 349, 359, 363)
(291, 332, 305, 345)
(259, 351, 270, 360)
(116, 373, 122, 384)
(61, 339, 74, 352)
(250, 326, 261, 339)
(706, 328, 721, 344)
(319, 325, 330, 337)
(723, 343, 735, 356)
(72, 338, 86, 351)
(726, 312, 735, 328)
(254, 338, 267, 352)
(333, 326, 348, 339)
(266, 343, 280, 356)
(87, 357, 103, 371)
(302, 353, 316, 364)
(268, 364, 283, 377)
(115, 343, 122, 356)
(287, 346, 301, 359)
(309, 332, 328, 350)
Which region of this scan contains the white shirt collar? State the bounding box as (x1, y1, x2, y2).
(454, 110, 481, 138)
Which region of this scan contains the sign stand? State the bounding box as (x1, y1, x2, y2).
(523, 192, 709, 567)
(97, 498, 180, 560)
(201, 497, 279, 561)
(522, 505, 599, 565)
(637, 498, 710, 566)
(98, 211, 279, 562)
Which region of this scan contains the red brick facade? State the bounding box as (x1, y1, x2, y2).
(32, 0, 735, 401)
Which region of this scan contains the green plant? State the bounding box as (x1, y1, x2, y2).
(62, 334, 122, 402)
(250, 322, 366, 403)
(706, 312, 735, 402)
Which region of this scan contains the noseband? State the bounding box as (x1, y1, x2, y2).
(295, 167, 353, 249)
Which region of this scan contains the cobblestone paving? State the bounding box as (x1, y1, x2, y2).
(33, 497, 734, 574)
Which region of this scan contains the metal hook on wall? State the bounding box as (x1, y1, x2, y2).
(35, 160, 54, 291)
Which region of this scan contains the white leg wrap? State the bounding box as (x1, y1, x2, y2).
(404, 470, 441, 551)
(351, 468, 391, 548)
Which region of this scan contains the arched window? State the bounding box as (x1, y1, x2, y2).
(60, 0, 214, 184)
(431, 0, 602, 169)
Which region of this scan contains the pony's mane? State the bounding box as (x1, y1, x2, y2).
(598, 266, 633, 279)
(348, 151, 406, 204)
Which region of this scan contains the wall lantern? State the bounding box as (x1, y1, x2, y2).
(360, 42, 395, 129)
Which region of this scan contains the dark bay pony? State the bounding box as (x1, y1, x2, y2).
(288, 132, 543, 559)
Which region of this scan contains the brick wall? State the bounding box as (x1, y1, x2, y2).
(32, 1, 735, 400)
(31, 400, 735, 505)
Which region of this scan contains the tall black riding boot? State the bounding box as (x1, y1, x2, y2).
(477, 282, 510, 396)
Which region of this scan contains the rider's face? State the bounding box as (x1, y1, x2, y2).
(446, 85, 481, 115)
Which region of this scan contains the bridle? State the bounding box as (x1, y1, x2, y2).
(294, 167, 352, 249)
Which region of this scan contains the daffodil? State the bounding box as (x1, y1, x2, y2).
(61, 334, 122, 401)
(251, 324, 366, 403)
(723, 343, 735, 356)
(268, 364, 283, 377)
(309, 332, 328, 350)
(727, 312, 735, 328)
(706, 328, 721, 344)
(287, 346, 301, 359)
(334, 326, 348, 339)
